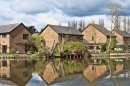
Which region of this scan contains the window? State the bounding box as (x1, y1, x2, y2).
(2, 45, 7, 53)
(2, 61, 7, 67)
(92, 36, 94, 41)
(2, 34, 7, 38)
(23, 34, 29, 39)
(77, 36, 82, 40)
(89, 46, 94, 50)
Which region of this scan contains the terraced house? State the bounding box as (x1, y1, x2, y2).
(40, 24, 83, 48)
(0, 23, 32, 53)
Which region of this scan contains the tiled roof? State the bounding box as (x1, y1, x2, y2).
(83, 38, 90, 44)
(114, 30, 130, 37)
(0, 23, 21, 34)
(48, 24, 83, 36)
(92, 24, 110, 36)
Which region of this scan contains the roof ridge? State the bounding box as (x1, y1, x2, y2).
(48, 24, 73, 28)
(0, 23, 21, 26)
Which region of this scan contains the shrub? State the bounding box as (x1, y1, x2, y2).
(63, 41, 87, 54)
(100, 44, 106, 52)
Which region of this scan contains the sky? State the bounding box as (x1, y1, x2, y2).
(0, 0, 130, 31)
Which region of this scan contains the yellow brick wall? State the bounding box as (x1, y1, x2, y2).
(40, 26, 59, 48)
(82, 25, 107, 44)
(113, 31, 124, 44)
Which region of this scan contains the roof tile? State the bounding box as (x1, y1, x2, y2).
(0, 23, 21, 34)
(48, 24, 83, 36)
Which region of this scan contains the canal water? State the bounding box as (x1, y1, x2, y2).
(0, 59, 130, 86)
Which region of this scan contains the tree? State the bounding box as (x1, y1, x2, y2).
(27, 26, 38, 33)
(127, 17, 130, 32)
(68, 20, 78, 29)
(68, 19, 85, 31)
(106, 38, 116, 50)
(107, 2, 123, 31)
(78, 19, 85, 32)
(32, 33, 45, 54)
(107, 2, 123, 76)
(123, 17, 126, 31)
(99, 19, 104, 26)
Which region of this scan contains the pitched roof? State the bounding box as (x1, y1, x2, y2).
(0, 23, 21, 34)
(83, 38, 90, 44)
(41, 24, 83, 36)
(82, 23, 111, 36)
(92, 24, 110, 36)
(114, 30, 130, 37)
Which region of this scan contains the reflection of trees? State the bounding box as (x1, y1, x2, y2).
(41, 57, 86, 85)
(42, 58, 65, 77)
(41, 58, 65, 85)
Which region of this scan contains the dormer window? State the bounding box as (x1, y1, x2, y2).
(23, 34, 29, 39)
(2, 34, 7, 38)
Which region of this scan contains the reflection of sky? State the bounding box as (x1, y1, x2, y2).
(25, 73, 47, 86)
(26, 73, 90, 86)
(0, 84, 14, 86)
(50, 76, 89, 86)
(1, 71, 130, 86)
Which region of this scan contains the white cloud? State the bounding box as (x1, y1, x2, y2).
(10, 0, 50, 14)
(0, 0, 129, 32)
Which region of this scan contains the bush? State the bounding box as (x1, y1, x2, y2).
(27, 51, 34, 55)
(100, 44, 106, 52)
(63, 41, 87, 54)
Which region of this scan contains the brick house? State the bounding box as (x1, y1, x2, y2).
(0, 23, 32, 53)
(40, 24, 83, 48)
(113, 30, 130, 44)
(82, 23, 114, 51)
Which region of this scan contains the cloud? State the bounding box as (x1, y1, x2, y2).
(10, 0, 112, 16)
(10, 0, 51, 14)
(0, 0, 130, 32)
(56, 0, 111, 16)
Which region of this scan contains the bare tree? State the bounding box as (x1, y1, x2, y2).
(68, 19, 85, 31)
(107, 2, 123, 76)
(99, 19, 104, 26)
(123, 17, 126, 31)
(78, 19, 85, 32)
(107, 2, 123, 31)
(127, 17, 130, 32)
(71, 20, 78, 29)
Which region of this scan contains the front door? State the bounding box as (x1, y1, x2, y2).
(2, 45, 7, 53)
(25, 45, 30, 52)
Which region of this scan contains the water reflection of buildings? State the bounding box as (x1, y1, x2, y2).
(83, 64, 130, 83)
(40, 62, 81, 85)
(0, 60, 32, 86)
(83, 65, 108, 82)
(38, 61, 130, 86)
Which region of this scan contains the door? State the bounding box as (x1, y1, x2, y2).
(2, 45, 7, 53)
(25, 45, 30, 52)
